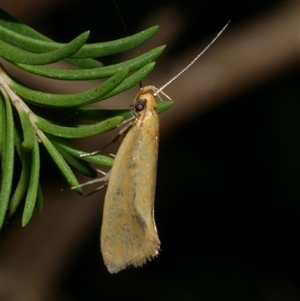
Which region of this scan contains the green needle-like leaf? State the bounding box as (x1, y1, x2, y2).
(5, 67, 129, 107)
(35, 116, 123, 138)
(9, 127, 32, 216)
(56, 145, 98, 178)
(157, 101, 174, 113)
(37, 130, 82, 194)
(0, 92, 5, 157)
(0, 10, 158, 58)
(0, 9, 104, 68)
(71, 26, 160, 58)
(22, 136, 40, 226)
(14, 46, 165, 80)
(64, 57, 103, 69)
(9, 151, 31, 216)
(0, 31, 89, 65)
(69, 101, 174, 121)
(97, 62, 156, 100)
(0, 89, 15, 228)
(18, 110, 36, 151)
(48, 135, 114, 166)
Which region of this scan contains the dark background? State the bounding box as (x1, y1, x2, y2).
(1, 0, 299, 300)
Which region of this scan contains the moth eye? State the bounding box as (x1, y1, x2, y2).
(134, 100, 145, 112)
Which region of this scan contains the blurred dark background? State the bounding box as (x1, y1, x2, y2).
(1, 0, 299, 300)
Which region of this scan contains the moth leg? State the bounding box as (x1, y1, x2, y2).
(80, 116, 136, 158)
(71, 170, 111, 196)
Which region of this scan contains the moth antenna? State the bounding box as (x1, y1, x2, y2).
(155, 20, 231, 95)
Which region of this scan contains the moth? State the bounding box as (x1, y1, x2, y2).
(80, 21, 230, 273)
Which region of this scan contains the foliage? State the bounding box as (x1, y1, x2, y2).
(0, 9, 173, 228)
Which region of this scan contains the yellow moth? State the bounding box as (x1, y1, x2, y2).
(80, 21, 230, 273)
(101, 86, 160, 273)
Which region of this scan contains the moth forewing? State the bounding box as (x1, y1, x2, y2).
(101, 87, 160, 273)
